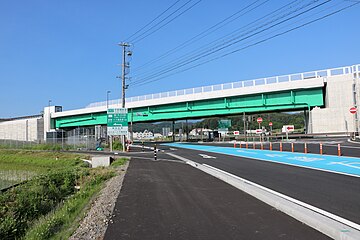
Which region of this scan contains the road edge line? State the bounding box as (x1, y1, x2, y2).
(166, 152, 360, 240)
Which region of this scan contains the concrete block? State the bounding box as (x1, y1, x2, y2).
(91, 156, 113, 168)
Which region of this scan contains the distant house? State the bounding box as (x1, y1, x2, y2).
(133, 130, 154, 140)
(189, 128, 213, 136)
(154, 133, 163, 139)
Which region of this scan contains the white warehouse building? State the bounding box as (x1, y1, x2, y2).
(0, 115, 44, 142)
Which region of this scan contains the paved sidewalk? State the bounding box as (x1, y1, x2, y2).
(104, 158, 329, 240)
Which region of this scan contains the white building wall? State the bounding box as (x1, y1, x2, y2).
(311, 74, 358, 133)
(0, 117, 43, 141)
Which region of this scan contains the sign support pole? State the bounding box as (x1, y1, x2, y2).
(110, 136, 113, 152)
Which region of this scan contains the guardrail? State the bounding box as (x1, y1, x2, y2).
(87, 64, 360, 108)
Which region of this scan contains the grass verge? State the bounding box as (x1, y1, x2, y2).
(0, 150, 126, 239)
(23, 168, 115, 240)
(111, 157, 129, 168)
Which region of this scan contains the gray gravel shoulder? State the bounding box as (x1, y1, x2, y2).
(69, 161, 129, 240)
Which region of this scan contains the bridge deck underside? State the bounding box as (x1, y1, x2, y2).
(55, 88, 324, 128)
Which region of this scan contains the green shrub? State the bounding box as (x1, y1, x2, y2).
(24, 169, 116, 240)
(0, 169, 80, 239)
(112, 139, 123, 151)
(0, 150, 120, 239)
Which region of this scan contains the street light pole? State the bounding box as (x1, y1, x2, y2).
(106, 90, 111, 109)
(47, 100, 52, 144)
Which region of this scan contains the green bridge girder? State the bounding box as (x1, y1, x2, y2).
(55, 88, 324, 128)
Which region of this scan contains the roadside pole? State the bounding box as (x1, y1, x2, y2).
(110, 136, 113, 152)
(286, 129, 289, 142)
(154, 144, 157, 160)
(350, 107, 357, 140)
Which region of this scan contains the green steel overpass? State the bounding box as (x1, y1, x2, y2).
(52, 77, 325, 129)
(44, 64, 360, 136)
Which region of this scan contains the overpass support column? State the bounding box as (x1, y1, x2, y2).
(172, 120, 175, 142)
(186, 119, 189, 142)
(304, 110, 309, 134)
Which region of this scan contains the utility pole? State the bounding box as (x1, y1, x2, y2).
(119, 42, 131, 108)
(118, 42, 132, 151)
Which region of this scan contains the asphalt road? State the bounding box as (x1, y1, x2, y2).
(135, 136, 360, 158)
(162, 146, 360, 225)
(176, 140, 360, 158)
(104, 158, 329, 240)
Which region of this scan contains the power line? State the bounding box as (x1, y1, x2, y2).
(132, 0, 328, 85)
(132, 0, 269, 72)
(125, 0, 182, 42)
(131, 0, 202, 44)
(132, 0, 304, 79)
(132, 0, 358, 87)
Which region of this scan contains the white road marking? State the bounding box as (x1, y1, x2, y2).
(287, 156, 325, 162)
(328, 161, 360, 170)
(265, 154, 285, 158)
(199, 154, 216, 159)
(237, 150, 257, 154)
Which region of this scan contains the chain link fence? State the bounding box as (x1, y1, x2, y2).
(0, 126, 108, 151)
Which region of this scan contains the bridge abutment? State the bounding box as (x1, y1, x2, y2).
(310, 73, 359, 134)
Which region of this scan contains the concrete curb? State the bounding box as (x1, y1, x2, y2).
(167, 152, 360, 240)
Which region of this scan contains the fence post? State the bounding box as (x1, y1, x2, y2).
(291, 142, 294, 152)
(280, 142, 283, 152)
(261, 142, 263, 150)
(246, 142, 248, 149)
(304, 143, 307, 154)
(270, 142, 272, 151)
(338, 144, 341, 156)
(253, 142, 255, 149)
(320, 143, 323, 155)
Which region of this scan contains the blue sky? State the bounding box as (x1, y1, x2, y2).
(0, 0, 359, 118)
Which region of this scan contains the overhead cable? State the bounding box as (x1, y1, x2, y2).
(132, 0, 329, 84)
(131, 0, 202, 44)
(125, 0, 182, 42)
(132, 1, 358, 87)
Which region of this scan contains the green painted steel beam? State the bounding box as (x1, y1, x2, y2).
(54, 88, 324, 128)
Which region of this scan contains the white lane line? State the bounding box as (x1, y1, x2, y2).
(203, 164, 360, 232)
(167, 152, 360, 240)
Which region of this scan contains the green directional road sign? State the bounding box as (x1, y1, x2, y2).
(107, 108, 128, 136)
(218, 119, 231, 129)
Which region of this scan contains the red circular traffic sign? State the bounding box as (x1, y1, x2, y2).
(257, 117, 263, 124)
(350, 107, 357, 114)
(269, 122, 273, 126)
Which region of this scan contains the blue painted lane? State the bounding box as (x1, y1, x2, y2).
(164, 143, 360, 177)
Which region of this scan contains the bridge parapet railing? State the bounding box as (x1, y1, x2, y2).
(86, 64, 360, 108)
